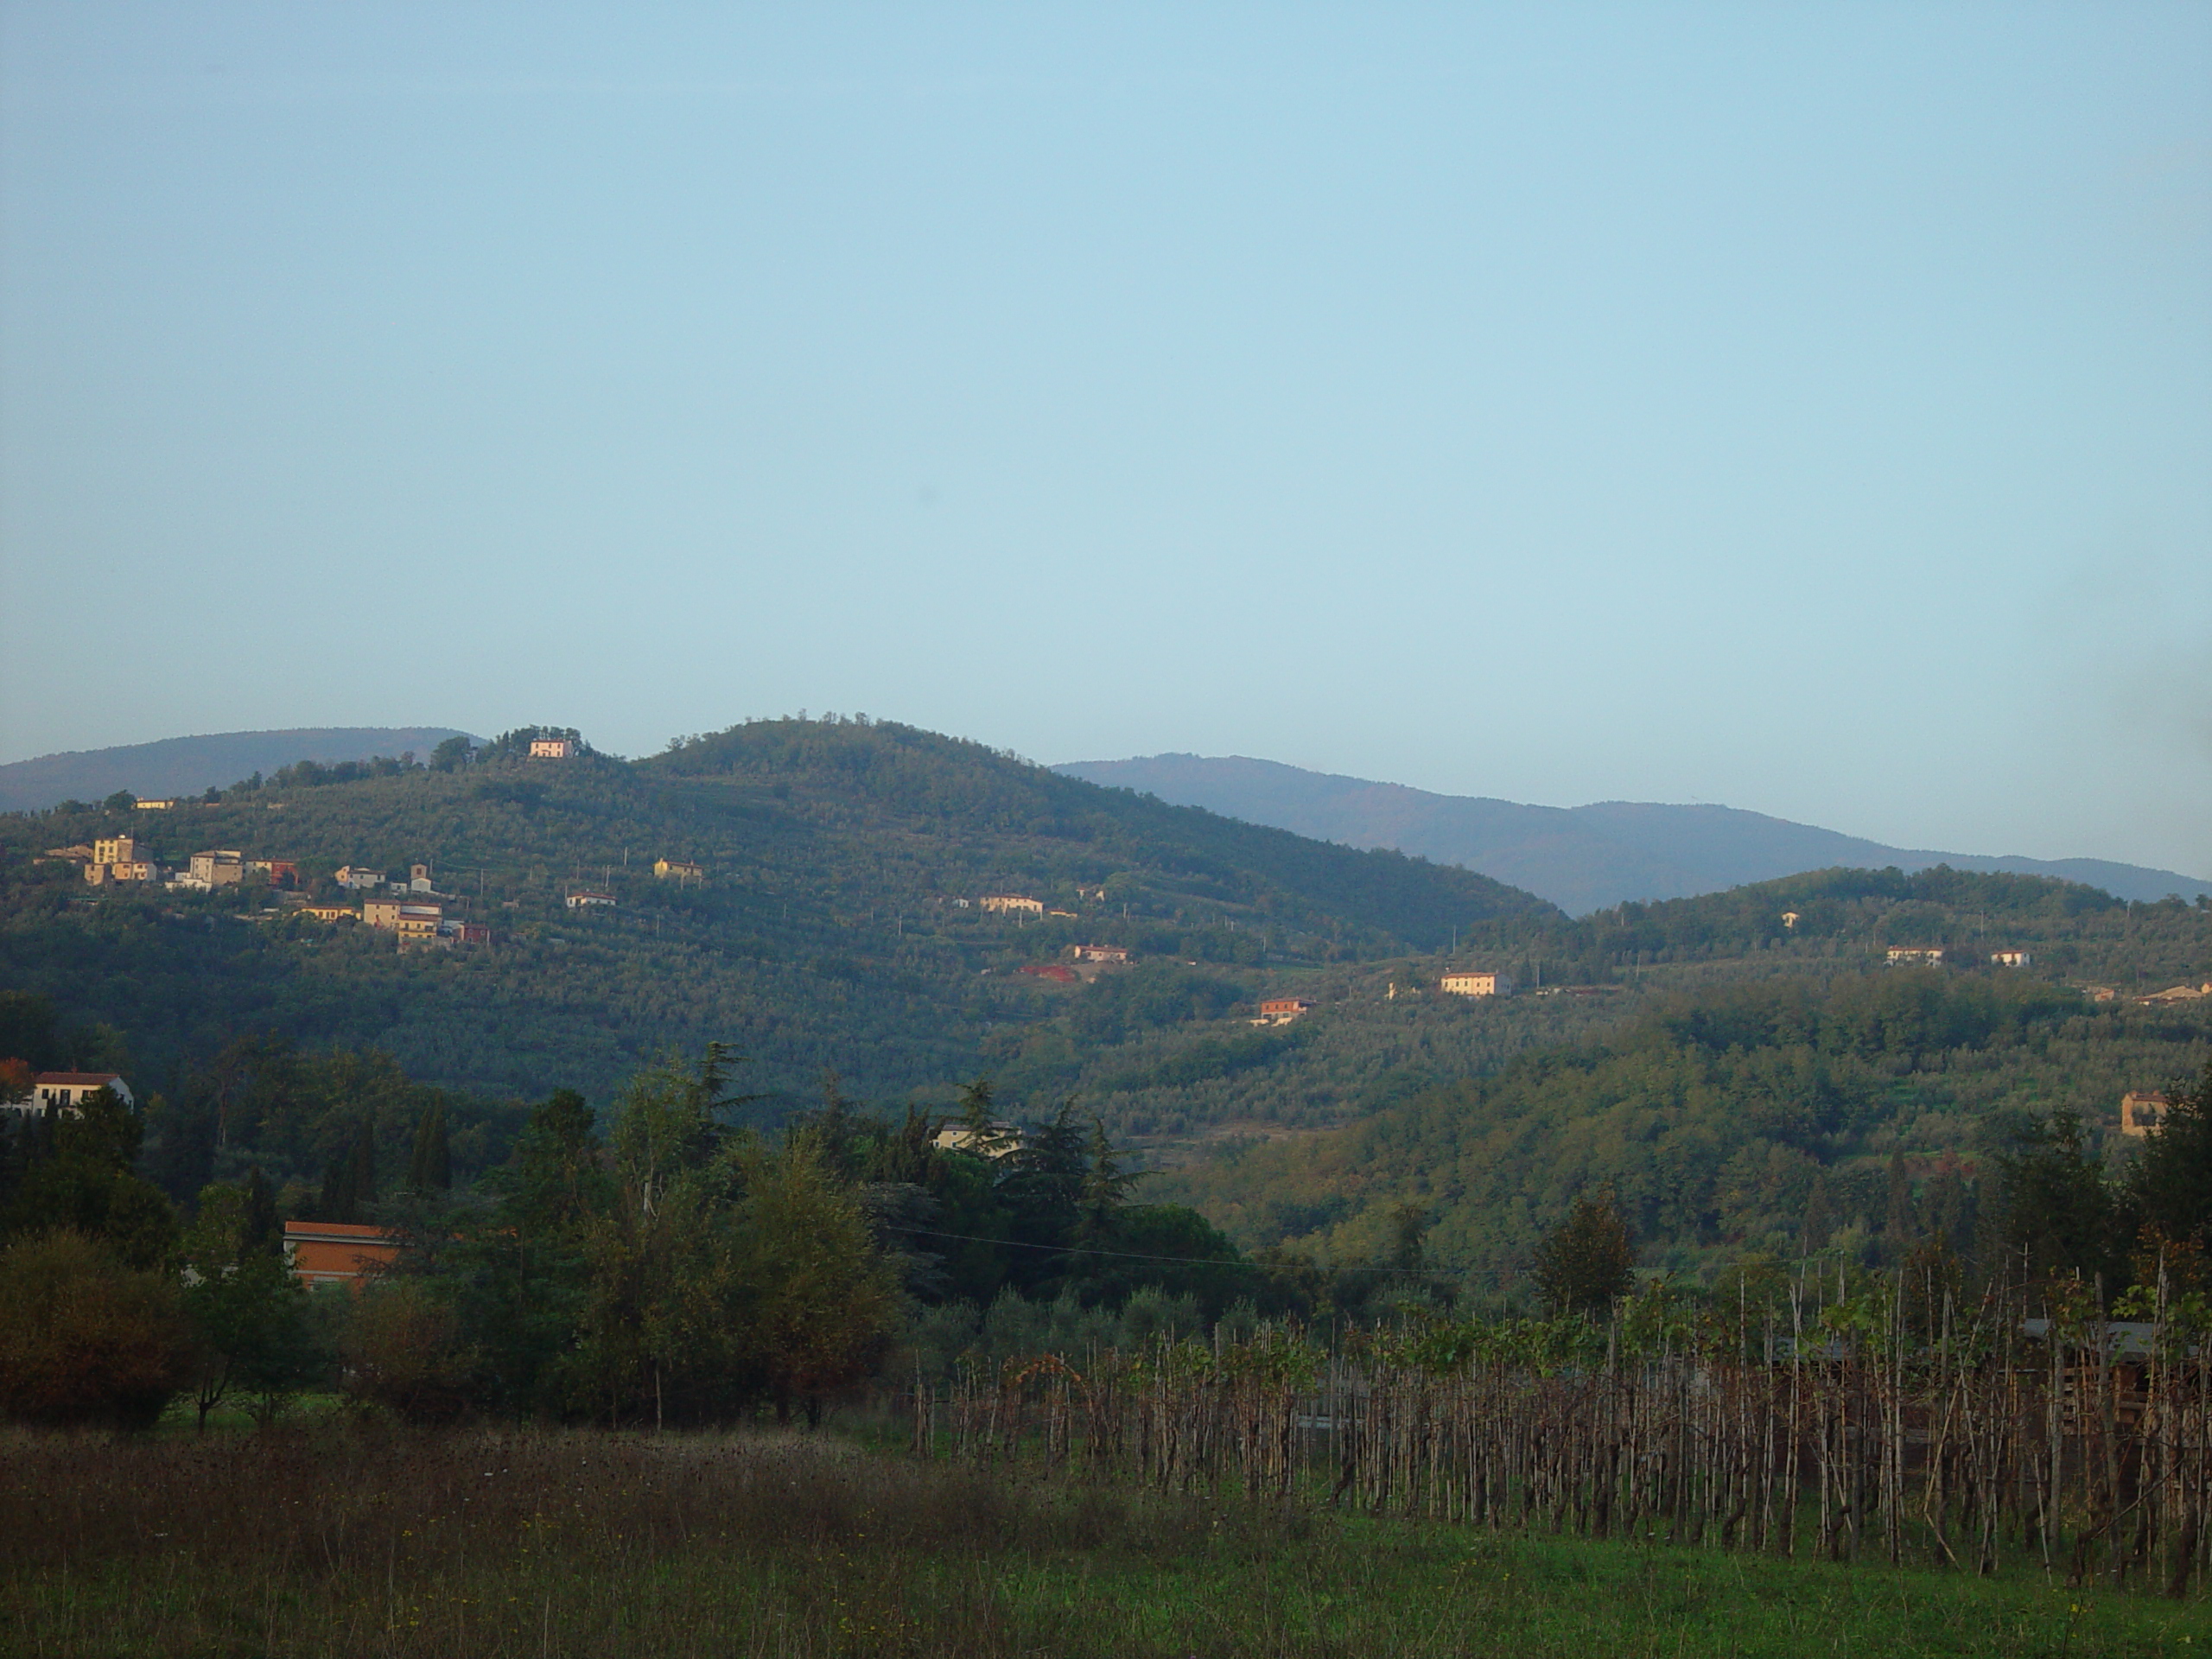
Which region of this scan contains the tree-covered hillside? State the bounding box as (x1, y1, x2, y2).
(0, 717, 1553, 1114)
(6, 718, 2208, 1243)
(1489, 864, 2212, 991)
(1154, 968, 2212, 1281)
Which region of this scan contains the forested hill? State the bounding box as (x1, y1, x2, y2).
(1510, 863, 2212, 991)
(9, 717, 2209, 1263)
(644, 721, 1554, 950)
(1152, 967, 2212, 1283)
(0, 717, 1554, 1113)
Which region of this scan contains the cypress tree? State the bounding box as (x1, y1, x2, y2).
(2130, 1058, 2212, 1251)
(351, 1120, 378, 1211)
(0, 1117, 17, 1213)
(242, 1165, 281, 1255)
(1883, 1147, 1915, 1262)
(318, 1143, 356, 1224)
(407, 1104, 450, 1192)
(1800, 1172, 1834, 1255)
(319, 1121, 378, 1222)
(1386, 1200, 1430, 1274)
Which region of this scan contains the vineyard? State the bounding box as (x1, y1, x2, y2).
(920, 1269, 2212, 1596)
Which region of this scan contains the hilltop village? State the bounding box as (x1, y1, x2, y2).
(39, 738, 632, 947)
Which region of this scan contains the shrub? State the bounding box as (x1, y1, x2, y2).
(341, 1280, 479, 1423)
(0, 1230, 191, 1428)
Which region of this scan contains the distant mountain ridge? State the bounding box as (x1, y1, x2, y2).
(1053, 753, 2212, 913)
(0, 728, 474, 813)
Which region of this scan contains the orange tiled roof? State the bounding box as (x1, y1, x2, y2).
(283, 1220, 399, 1287)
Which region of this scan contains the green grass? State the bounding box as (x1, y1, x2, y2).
(0, 1426, 2200, 1657)
(147, 1392, 353, 1436)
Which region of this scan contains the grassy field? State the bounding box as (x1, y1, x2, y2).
(0, 1425, 2202, 1658)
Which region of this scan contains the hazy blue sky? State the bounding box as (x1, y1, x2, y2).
(3, 4, 2208, 873)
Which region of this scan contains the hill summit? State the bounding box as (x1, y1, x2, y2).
(0, 716, 1555, 1106)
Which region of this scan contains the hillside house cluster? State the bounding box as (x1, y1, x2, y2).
(2, 1072, 133, 1119)
(302, 865, 487, 945)
(974, 892, 1119, 918)
(351, 896, 486, 944)
(80, 835, 161, 884)
(54, 836, 302, 893)
(361, 895, 447, 940)
(334, 864, 440, 894)
(181, 849, 302, 891)
(1440, 970, 1514, 998)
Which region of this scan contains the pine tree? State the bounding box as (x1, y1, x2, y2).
(1077, 1116, 1138, 1240)
(952, 1077, 1008, 1158)
(1004, 1100, 1086, 1233)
